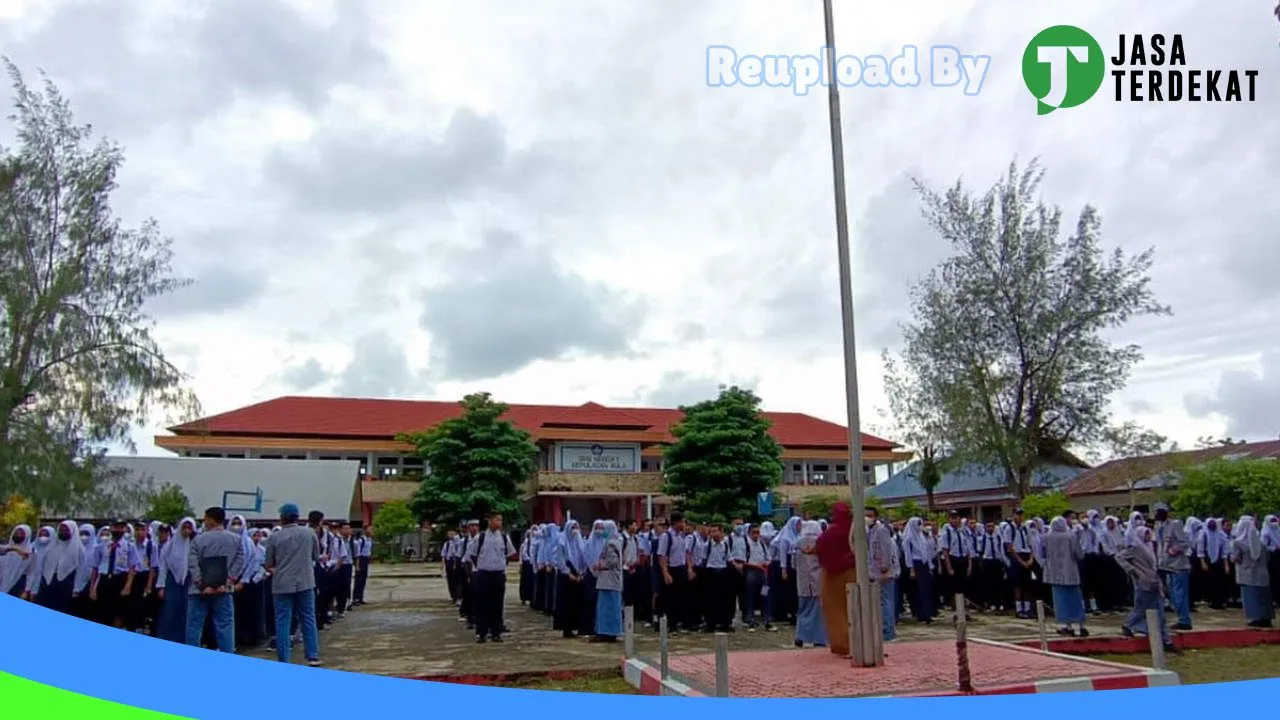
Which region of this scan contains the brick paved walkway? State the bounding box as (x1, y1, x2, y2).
(244, 563, 1256, 677)
(663, 641, 1136, 697)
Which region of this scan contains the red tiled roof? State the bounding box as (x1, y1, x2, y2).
(1065, 440, 1280, 496)
(169, 396, 899, 449)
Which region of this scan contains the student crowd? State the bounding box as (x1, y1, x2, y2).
(0, 504, 374, 666)
(441, 502, 1279, 656)
(5, 499, 1278, 665)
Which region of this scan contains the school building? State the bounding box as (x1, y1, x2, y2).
(867, 454, 1089, 521)
(153, 395, 913, 526)
(1062, 439, 1280, 515)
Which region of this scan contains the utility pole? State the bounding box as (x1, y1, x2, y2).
(820, 0, 880, 667)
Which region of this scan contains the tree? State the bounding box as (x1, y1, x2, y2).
(882, 160, 1169, 499)
(0, 60, 199, 514)
(1100, 420, 1172, 504)
(1020, 490, 1072, 521)
(1195, 436, 1248, 449)
(662, 386, 783, 523)
(918, 453, 943, 512)
(883, 350, 949, 511)
(371, 501, 419, 563)
(891, 498, 922, 522)
(1173, 458, 1280, 520)
(799, 494, 839, 519)
(800, 493, 883, 520)
(1, 493, 38, 533)
(144, 483, 193, 525)
(401, 392, 536, 527)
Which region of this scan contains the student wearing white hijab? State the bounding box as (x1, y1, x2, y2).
(1197, 518, 1231, 610)
(156, 517, 197, 644)
(34, 520, 86, 614)
(72, 524, 98, 619)
(28, 525, 54, 596)
(1123, 512, 1147, 548)
(1229, 516, 1273, 628)
(1185, 516, 1205, 610)
(792, 520, 827, 648)
(1098, 516, 1127, 611)
(902, 517, 935, 623)
(1081, 510, 1106, 613)
(1042, 517, 1088, 637)
(590, 520, 625, 643)
(0, 524, 35, 598)
(1262, 515, 1280, 608)
(771, 517, 802, 625)
(553, 519, 586, 638)
(580, 519, 607, 637)
(1115, 526, 1172, 651)
(519, 525, 537, 606)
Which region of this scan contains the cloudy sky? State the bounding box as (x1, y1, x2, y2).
(2, 0, 1276, 457)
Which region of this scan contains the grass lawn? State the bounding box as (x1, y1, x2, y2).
(498, 673, 637, 694)
(1095, 645, 1280, 685)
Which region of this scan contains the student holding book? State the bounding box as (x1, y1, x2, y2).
(186, 507, 246, 653)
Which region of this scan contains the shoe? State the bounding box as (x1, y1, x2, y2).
(1173, 623, 1193, 631)
(476, 636, 487, 643)
(307, 659, 323, 667)
(1119, 626, 1134, 638)
(794, 640, 804, 648)
(1077, 628, 1090, 637)
(491, 635, 503, 643)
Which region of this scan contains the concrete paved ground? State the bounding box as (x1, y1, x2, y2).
(245, 563, 1251, 677)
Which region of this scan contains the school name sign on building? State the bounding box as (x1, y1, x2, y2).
(1023, 26, 1260, 114)
(556, 444, 641, 473)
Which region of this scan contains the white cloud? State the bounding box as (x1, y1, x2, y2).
(4, 0, 1274, 456)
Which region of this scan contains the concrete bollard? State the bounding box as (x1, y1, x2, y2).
(658, 615, 670, 679)
(1036, 600, 1049, 652)
(714, 632, 730, 697)
(955, 593, 973, 692)
(1146, 609, 1167, 669)
(624, 605, 635, 659)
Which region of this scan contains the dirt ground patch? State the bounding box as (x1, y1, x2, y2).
(245, 563, 1254, 677)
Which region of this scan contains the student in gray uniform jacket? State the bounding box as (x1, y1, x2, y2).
(1041, 517, 1088, 637)
(591, 520, 625, 643)
(1230, 516, 1273, 628)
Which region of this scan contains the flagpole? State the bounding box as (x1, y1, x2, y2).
(820, 0, 880, 667)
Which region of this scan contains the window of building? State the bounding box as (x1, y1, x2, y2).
(318, 456, 341, 461)
(260, 454, 282, 460)
(402, 457, 424, 467)
(197, 453, 222, 458)
(286, 455, 306, 460)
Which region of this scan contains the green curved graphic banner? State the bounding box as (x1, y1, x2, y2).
(0, 671, 192, 719)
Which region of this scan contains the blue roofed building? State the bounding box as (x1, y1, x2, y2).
(868, 457, 1087, 521)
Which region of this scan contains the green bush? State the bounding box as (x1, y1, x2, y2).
(1019, 490, 1072, 521)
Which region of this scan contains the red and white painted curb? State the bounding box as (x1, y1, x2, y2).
(622, 658, 707, 697)
(620, 638, 1178, 698)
